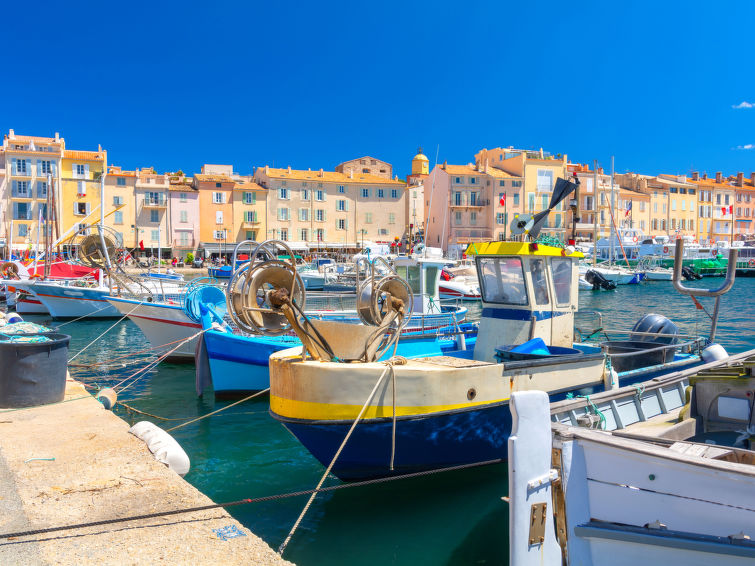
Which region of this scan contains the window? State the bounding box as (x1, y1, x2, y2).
(213, 230, 226, 240)
(117, 177, 126, 186)
(542, 195, 549, 210)
(302, 189, 310, 201)
(662, 203, 667, 213)
(528, 194, 536, 211)
(279, 188, 289, 199)
(470, 193, 478, 206)
(362, 168, 369, 173)
(551, 257, 572, 305)
(300, 229, 308, 241)
(244, 210, 256, 223)
(537, 170, 553, 191)
(73, 202, 88, 216)
(391, 189, 398, 198)
(151, 230, 160, 241)
(361, 188, 369, 198)
(478, 257, 527, 305)
(512, 180, 522, 188)
(18, 224, 28, 237)
(716, 194, 721, 205)
(316, 228, 325, 241)
(671, 200, 676, 211)
(377, 189, 384, 198)
(213, 192, 224, 204)
(455, 211, 462, 225)
(681, 200, 686, 211)
(469, 177, 477, 184)
(513, 193, 520, 206)
(338, 185, 345, 193)
(179, 192, 187, 202)
(77, 181, 86, 197)
(337, 199, 347, 212)
(12, 181, 29, 197)
(389, 213, 395, 224)
(180, 232, 190, 246)
(147, 210, 157, 223)
(13, 202, 31, 220)
(470, 212, 477, 225)
(114, 211, 123, 224)
(299, 208, 308, 221)
(316, 209, 325, 222)
(37, 181, 47, 198)
(38, 160, 51, 175)
(365, 212, 373, 223)
(216, 182, 222, 188)
(654, 202, 658, 213)
(216, 210, 224, 224)
(113, 195, 123, 205)
(316, 190, 325, 201)
(245, 230, 257, 240)
(278, 208, 289, 221)
(337, 218, 346, 230)
(499, 180, 506, 187)
(496, 213, 506, 225)
(243, 192, 255, 204)
(15, 159, 27, 175)
(530, 259, 549, 305)
(725, 194, 730, 205)
(454, 192, 463, 206)
(454, 177, 461, 184)
(75, 164, 86, 177)
(180, 210, 188, 223)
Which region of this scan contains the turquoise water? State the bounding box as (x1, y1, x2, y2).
(25, 278, 755, 565)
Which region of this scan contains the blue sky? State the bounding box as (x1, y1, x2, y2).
(2, 1, 754, 179)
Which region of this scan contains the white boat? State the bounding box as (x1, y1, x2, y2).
(638, 255, 673, 281)
(579, 263, 644, 285)
(508, 347, 755, 566)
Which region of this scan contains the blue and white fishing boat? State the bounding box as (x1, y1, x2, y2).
(256, 178, 741, 481)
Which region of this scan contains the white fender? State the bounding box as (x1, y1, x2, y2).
(129, 421, 190, 476)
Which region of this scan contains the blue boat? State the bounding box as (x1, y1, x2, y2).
(264, 238, 738, 481)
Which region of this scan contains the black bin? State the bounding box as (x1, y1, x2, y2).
(0, 333, 71, 408)
(602, 340, 675, 373)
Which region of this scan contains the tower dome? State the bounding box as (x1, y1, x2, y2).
(411, 147, 429, 176)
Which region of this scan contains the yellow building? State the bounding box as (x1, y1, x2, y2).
(232, 179, 267, 242)
(60, 147, 108, 242)
(689, 171, 735, 244)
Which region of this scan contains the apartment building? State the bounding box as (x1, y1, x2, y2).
(254, 165, 406, 251)
(104, 166, 137, 248)
(60, 148, 108, 246)
(335, 156, 393, 179)
(135, 168, 170, 255)
(3, 130, 64, 252)
(731, 172, 755, 240)
(194, 170, 235, 257)
(232, 179, 267, 243)
(169, 180, 199, 258)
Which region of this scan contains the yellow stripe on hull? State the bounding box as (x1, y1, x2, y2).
(270, 394, 510, 421)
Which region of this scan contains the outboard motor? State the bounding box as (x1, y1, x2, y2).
(681, 266, 702, 280)
(585, 269, 617, 291)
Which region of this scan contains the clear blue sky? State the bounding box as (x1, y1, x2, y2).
(2, 1, 754, 179)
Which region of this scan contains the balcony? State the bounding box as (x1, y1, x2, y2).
(452, 229, 492, 243)
(142, 196, 167, 208)
(11, 189, 33, 199)
(172, 237, 196, 248)
(242, 220, 261, 228)
(450, 199, 488, 209)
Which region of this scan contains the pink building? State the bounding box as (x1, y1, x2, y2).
(168, 179, 199, 259)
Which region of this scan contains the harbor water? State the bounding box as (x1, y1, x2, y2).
(24, 277, 755, 565)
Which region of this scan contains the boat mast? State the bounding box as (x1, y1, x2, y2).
(592, 160, 598, 267)
(610, 156, 615, 263)
(44, 173, 52, 279)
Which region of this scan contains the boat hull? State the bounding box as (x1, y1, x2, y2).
(15, 282, 120, 318)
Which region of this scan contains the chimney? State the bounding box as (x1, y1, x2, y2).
(98, 143, 102, 152)
(287, 165, 291, 174)
(598, 167, 604, 174)
(716, 171, 722, 183)
(692, 171, 699, 181)
(318, 168, 323, 177)
(751, 172, 755, 186)
(8, 129, 14, 138)
(539, 147, 544, 158)
(736, 172, 744, 186)
(442, 161, 447, 170)
(54, 132, 59, 141)
(349, 170, 353, 179)
(702, 172, 708, 180)
(265, 165, 269, 174)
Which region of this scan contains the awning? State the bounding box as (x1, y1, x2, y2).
(736, 219, 752, 223)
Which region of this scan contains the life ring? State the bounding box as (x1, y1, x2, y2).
(663, 246, 669, 254)
(711, 249, 718, 257)
(749, 259, 755, 268)
(632, 236, 638, 243)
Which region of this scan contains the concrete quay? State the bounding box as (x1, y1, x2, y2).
(0, 379, 292, 566)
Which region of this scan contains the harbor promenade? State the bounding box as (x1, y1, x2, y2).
(0, 379, 291, 566)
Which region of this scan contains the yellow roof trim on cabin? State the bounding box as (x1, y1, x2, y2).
(465, 241, 583, 258)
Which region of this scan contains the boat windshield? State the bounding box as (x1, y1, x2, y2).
(478, 257, 528, 305)
(395, 265, 422, 294)
(551, 257, 572, 305)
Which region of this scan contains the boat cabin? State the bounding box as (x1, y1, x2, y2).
(467, 242, 582, 362)
(392, 255, 445, 314)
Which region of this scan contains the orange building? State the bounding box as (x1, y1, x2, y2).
(194, 170, 235, 258)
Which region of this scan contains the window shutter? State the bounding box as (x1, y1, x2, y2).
(73, 203, 78, 215)
(86, 203, 91, 215)
(345, 219, 349, 231)
(84, 164, 90, 178)
(37, 160, 41, 175)
(345, 200, 350, 211)
(323, 210, 327, 221)
(11, 158, 16, 174)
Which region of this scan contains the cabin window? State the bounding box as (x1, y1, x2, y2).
(477, 257, 528, 305)
(395, 265, 422, 294)
(530, 259, 549, 305)
(424, 266, 439, 296)
(551, 257, 572, 305)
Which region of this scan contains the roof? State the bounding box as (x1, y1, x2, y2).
(655, 174, 694, 188)
(234, 181, 265, 191)
(5, 134, 60, 144)
(64, 150, 105, 161)
(194, 174, 234, 183)
(441, 163, 520, 179)
(259, 167, 405, 185)
(169, 183, 196, 192)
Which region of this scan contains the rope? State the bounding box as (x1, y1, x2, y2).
(165, 389, 269, 432)
(68, 333, 208, 369)
(52, 304, 114, 328)
(278, 360, 395, 555)
(631, 383, 645, 398)
(579, 394, 606, 429)
(0, 457, 503, 542)
(68, 300, 145, 362)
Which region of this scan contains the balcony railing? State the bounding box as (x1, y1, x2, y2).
(172, 238, 196, 247)
(242, 219, 261, 227)
(453, 229, 492, 242)
(142, 196, 167, 208)
(450, 198, 489, 208)
(11, 189, 33, 199)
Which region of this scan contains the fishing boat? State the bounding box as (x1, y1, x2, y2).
(507, 348, 755, 566)
(254, 178, 740, 481)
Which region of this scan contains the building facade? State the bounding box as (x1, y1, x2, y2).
(104, 166, 137, 248)
(335, 156, 393, 179)
(406, 149, 430, 243)
(135, 168, 170, 255)
(254, 165, 406, 251)
(232, 179, 267, 243)
(60, 147, 107, 244)
(168, 180, 199, 258)
(734, 173, 755, 240)
(194, 171, 235, 257)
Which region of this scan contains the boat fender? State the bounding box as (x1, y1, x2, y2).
(6, 313, 23, 324)
(129, 421, 190, 476)
(97, 387, 118, 410)
(603, 367, 619, 390)
(701, 343, 728, 363)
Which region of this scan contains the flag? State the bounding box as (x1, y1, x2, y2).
(722, 207, 727, 216)
(625, 201, 632, 217)
(499, 193, 506, 206)
(729, 205, 734, 214)
(139, 240, 144, 250)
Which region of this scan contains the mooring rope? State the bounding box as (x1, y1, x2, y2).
(0, 458, 503, 542)
(52, 304, 114, 328)
(165, 388, 270, 432)
(68, 300, 145, 362)
(278, 357, 402, 555)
